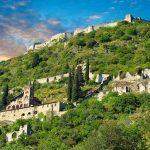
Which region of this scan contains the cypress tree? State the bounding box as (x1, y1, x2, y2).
(32, 53, 40, 68)
(67, 69, 72, 103)
(85, 58, 90, 84)
(72, 71, 79, 101)
(72, 65, 75, 80)
(2, 83, 9, 108)
(77, 66, 84, 86)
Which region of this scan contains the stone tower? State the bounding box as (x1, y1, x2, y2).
(6, 82, 35, 110)
(22, 82, 34, 106)
(124, 14, 134, 23)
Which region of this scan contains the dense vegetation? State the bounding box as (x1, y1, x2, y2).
(0, 20, 150, 149)
(0, 92, 150, 149)
(0, 20, 150, 90)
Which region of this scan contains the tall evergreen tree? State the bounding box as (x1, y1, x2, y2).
(2, 83, 9, 108)
(77, 66, 84, 86)
(85, 58, 90, 84)
(67, 69, 72, 103)
(72, 71, 79, 101)
(72, 66, 75, 80)
(32, 53, 40, 68)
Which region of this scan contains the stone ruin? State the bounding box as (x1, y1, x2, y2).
(112, 69, 150, 95)
(27, 22, 118, 51)
(6, 124, 32, 142)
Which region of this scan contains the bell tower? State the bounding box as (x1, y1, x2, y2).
(23, 82, 34, 106)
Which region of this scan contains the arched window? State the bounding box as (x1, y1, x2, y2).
(25, 95, 28, 99)
(20, 104, 23, 108)
(16, 105, 19, 109)
(24, 104, 28, 107)
(7, 106, 11, 110)
(12, 132, 17, 139)
(12, 105, 15, 110)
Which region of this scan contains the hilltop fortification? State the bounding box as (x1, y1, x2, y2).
(27, 14, 149, 51)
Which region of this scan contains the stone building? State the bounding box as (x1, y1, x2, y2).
(6, 83, 41, 111)
(124, 14, 150, 23)
(6, 125, 32, 142)
(0, 101, 66, 122)
(114, 72, 141, 81)
(124, 14, 135, 23)
(112, 69, 150, 95)
(112, 79, 150, 95)
(0, 83, 67, 122)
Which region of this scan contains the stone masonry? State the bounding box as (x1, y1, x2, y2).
(6, 125, 32, 142)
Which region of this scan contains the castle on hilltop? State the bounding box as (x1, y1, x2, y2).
(27, 22, 118, 51)
(124, 14, 150, 23)
(27, 14, 149, 52)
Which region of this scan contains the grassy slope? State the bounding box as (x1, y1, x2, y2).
(0, 20, 150, 100)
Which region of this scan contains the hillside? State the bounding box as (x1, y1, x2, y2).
(0, 19, 150, 150)
(0, 20, 150, 101)
(0, 93, 150, 149)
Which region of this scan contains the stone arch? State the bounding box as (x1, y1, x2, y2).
(20, 104, 23, 108)
(21, 113, 25, 117)
(7, 106, 11, 110)
(27, 112, 31, 115)
(12, 105, 16, 110)
(25, 95, 28, 99)
(34, 111, 37, 115)
(16, 105, 19, 109)
(12, 132, 17, 139)
(24, 104, 28, 107)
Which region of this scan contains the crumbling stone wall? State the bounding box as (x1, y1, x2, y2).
(112, 80, 150, 95)
(6, 125, 32, 142)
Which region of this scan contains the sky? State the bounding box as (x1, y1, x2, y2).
(0, 0, 150, 57)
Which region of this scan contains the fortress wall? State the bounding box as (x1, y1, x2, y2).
(35, 73, 69, 84)
(94, 22, 118, 30)
(27, 21, 118, 51)
(0, 102, 65, 122)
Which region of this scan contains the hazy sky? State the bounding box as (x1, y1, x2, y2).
(0, 0, 150, 56)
